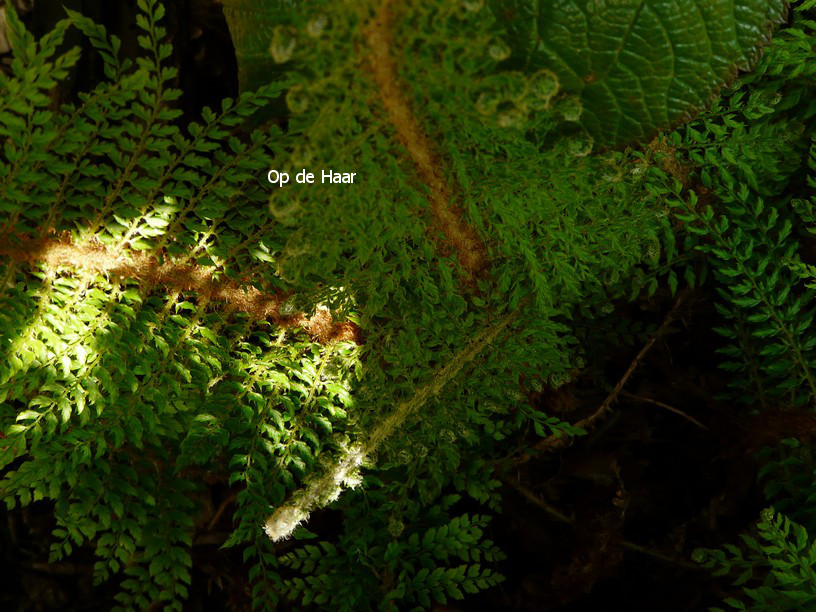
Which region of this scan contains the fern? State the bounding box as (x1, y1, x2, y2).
(673, 187, 816, 405)
(694, 508, 816, 611)
(642, 0, 816, 408)
(0, 0, 791, 609)
(279, 509, 504, 609)
(648, 4, 816, 606)
(0, 1, 289, 608)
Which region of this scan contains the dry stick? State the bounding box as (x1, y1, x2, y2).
(27, 561, 94, 575)
(519, 289, 689, 462)
(620, 390, 708, 431)
(507, 479, 703, 571)
(619, 541, 703, 571)
(504, 478, 574, 524)
(207, 491, 239, 532)
(363, 0, 488, 279)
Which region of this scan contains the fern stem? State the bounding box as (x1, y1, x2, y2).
(263, 306, 519, 541)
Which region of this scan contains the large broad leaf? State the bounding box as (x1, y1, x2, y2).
(222, 0, 786, 147)
(221, 0, 302, 93)
(492, 0, 786, 147)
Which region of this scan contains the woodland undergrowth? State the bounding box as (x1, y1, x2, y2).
(1, 0, 815, 610)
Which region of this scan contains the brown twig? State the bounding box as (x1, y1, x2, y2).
(27, 561, 93, 575)
(206, 490, 238, 532)
(508, 479, 703, 571)
(620, 390, 708, 430)
(518, 289, 690, 462)
(503, 477, 575, 524)
(193, 532, 231, 546)
(620, 540, 703, 571)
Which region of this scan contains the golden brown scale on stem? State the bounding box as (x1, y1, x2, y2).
(0, 232, 360, 345)
(363, 0, 488, 281)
